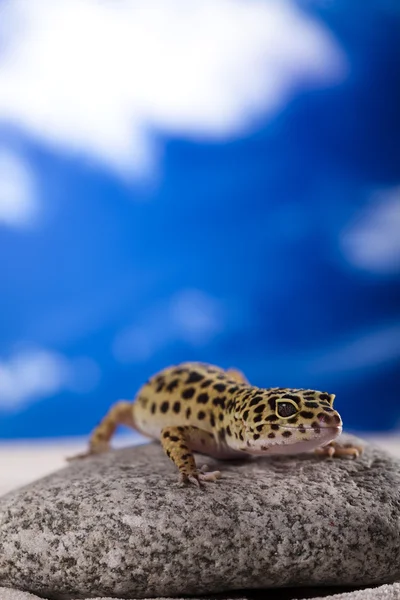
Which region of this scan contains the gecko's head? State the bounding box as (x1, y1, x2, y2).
(228, 387, 342, 455)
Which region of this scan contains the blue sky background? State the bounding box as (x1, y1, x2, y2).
(0, 0, 399, 439)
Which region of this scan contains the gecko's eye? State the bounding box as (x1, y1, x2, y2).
(276, 401, 298, 418)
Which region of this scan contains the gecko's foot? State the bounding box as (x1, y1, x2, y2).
(66, 442, 111, 462)
(315, 441, 364, 459)
(179, 465, 221, 487)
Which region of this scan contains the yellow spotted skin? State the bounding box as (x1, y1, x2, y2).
(71, 362, 363, 486)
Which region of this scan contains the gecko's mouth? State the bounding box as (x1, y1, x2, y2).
(280, 425, 342, 431)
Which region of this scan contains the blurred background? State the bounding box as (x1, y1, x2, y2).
(0, 0, 399, 492)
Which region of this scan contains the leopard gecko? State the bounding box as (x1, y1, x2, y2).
(70, 362, 362, 486)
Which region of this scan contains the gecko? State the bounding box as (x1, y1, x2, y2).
(70, 362, 363, 486)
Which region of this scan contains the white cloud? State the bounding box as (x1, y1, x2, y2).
(310, 323, 400, 376)
(0, 0, 347, 178)
(0, 348, 101, 411)
(0, 149, 37, 227)
(113, 289, 224, 362)
(340, 187, 400, 275)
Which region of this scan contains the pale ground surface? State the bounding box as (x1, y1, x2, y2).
(0, 432, 399, 496)
(0, 583, 400, 600)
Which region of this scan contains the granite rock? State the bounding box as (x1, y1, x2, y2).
(0, 435, 399, 599)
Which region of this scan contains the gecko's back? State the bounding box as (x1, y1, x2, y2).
(132, 362, 246, 441)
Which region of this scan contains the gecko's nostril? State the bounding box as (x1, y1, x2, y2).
(318, 413, 331, 425)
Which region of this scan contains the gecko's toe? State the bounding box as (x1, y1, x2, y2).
(199, 464, 221, 481)
(179, 468, 221, 487)
(315, 442, 364, 460)
(342, 444, 363, 459)
(66, 443, 111, 462)
(179, 473, 201, 487)
(188, 475, 202, 487)
(315, 445, 335, 458)
(198, 470, 221, 482)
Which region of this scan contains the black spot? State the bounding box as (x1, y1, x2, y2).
(268, 396, 279, 410)
(228, 386, 239, 393)
(249, 397, 262, 407)
(226, 425, 232, 436)
(282, 431, 292, 438)
(177, 426, 184, 432)
(197, 393, 209, 404)
(299, 426, 306, 434)
(324, 407, 334, 412)
(242, 409, 249, 421)
(210, 413, 216, 427)
(299, 410, 314, 419)
(182, 387, 195, 399)
(170, 435, 179, 442)
(151, 403, 156, 414)
(319, 393, 331, 402)
(271, 424, 280, 431)
(166, 449, 171, 457)
(305, 401, 319, 409)
(180, 443, 187, 449)
(173, 401, 181, 413)
(256, 424, 264, 432)
(166, 378, 179, 392)
(156, 381, 164, 393)
(163, 431, 170, 439)
(253, 433, 260, 440)
(186, 407, 191, 419)
(197, 411, 206, 420)
(227, 399, 235, 412)
(213, 396, 226, 409)
(265, 414, 278, 422)
(160, 401, 169, 413)
(218, 413, 224, 421)
(253, 414, 263, 423)
(239, 431, 244, 441)
(200, 379, 213, 388)
(172, 368, 185, 374)
(214, 383, 226, 392)
(186, 371, 204, 384)
(268, 432, 275, 439)
(181, 453, 191, 460)
(312, 422, 321, 433)
(254, 404, 265, 414)
(219, 428, 226, 440)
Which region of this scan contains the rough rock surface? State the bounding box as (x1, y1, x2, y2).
(0, 435, 399, 599)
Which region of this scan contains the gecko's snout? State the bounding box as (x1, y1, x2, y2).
(318, 411, 342, 428)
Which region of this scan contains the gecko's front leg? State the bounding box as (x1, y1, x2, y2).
(161, 426, 221, 487)
(315, 440, 364, 459)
